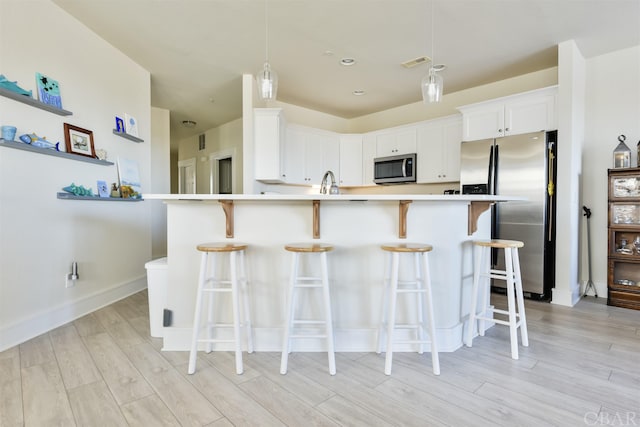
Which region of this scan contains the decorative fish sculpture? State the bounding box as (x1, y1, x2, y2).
(0, 74, 33, 97)
(19, 133, 60, 151)
(62, 183, 94, 197)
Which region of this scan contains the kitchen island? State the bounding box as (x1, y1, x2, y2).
(145, 193, 522, 352)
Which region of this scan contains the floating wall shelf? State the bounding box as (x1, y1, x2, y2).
(0, 87, 73, 116)
(57, 192, 143, 202)
(0, 139, 113, 165)
(113, 129, 144, 143)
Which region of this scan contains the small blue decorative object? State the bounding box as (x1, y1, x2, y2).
(63, 183, 94, 197)
(19, 133, 60, 151)
(0, 74, 33, 97)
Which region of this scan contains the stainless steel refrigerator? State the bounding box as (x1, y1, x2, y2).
(460, 130, 557, 299)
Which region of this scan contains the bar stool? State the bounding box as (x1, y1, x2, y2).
(466, 239, 529, 359)
(377, 243, 440, 376)
(188, 242, 253, 375)
(280, 243, 336, 375)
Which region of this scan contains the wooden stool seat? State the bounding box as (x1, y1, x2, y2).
(284, 243, 334, 253)
(377, 242, 440, 376)
(472, 239, 524, 249)
(381, 243, 433, 253)
(196, 242, 248, 252)
(281, 242, 336, 375)
(188, 242, 253, 375)
(466, 239, 528, 359)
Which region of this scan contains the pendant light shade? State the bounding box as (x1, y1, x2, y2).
(422, 67, 443, 103)
(257, 61, 278, 100)
(422, 1, 444, 104)
(257, 0, 277, 101)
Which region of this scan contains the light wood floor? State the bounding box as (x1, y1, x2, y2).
(2, 290, 639, 426)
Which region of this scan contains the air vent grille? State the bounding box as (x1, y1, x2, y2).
(401, 56, 431, 68)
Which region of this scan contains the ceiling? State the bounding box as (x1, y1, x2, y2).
(52, 0, 640, 146)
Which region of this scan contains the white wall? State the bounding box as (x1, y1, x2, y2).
(150, 107, 170, 258)
(582, 45, 640, 297)
(553, 40, 586, 306)
(0, 0, 152, 350)
(177, 118, 243, 194)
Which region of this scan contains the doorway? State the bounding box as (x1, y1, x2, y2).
(209, 148, 237, 194)
(178, 158, 196, 194)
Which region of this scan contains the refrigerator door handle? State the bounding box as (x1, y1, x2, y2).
(493, 144, 499, 195)
(487, 145, 495, 194)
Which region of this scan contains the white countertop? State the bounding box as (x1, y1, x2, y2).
(143, 193, 523, 202)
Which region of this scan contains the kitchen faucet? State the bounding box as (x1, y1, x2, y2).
(320, 170, 339, 195)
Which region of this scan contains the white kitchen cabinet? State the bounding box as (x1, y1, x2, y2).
(285, 125, 339, 186)
(417, 115, 462, 183)
(458, 86, 557, 141)
(362, 133, 376, 186)
(375, 127, 417, 157)
(339, 134, 363, 186)
(254, 108, 287, 183)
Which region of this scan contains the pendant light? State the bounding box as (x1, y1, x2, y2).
(422, 1, 443, 104)
(256, 0, 278, 100)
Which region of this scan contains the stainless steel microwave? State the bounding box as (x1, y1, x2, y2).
(373, 153, 417, 184)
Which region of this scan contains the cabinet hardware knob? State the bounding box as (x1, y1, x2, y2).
(505, 127, 510, 131)
(498, 129, 503, 133)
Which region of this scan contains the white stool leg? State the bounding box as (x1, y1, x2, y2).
(188, 252, 208, 374)
(504, 248, 519, 360)
(384, 252, 400, 375)
(477, 247, 491, 337)
(205, 253, 216, 353)
(512, 248, 529, 347)
(377, 253, 391, 354)
(421, 252, 440, 375)
(415, 252, 425, 355)
(229, 252, 243, 374)
(280, 252, 298, 375)
(239, 250, 253, 354)
(466, 245, 482, 347)
(320, 252, 336, 375)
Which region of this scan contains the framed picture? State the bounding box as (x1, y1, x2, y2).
(64, 123, 95, 158)
(115, 116, 125, 133)
(124, 113, 139, 137)
(35, 72, 62, 109)
(97, 180, 109, 198)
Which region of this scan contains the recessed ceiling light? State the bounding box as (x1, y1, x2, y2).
(182, 120, 196, 128)
(352, 90, 365, 96)
(340, 58, 356, 66)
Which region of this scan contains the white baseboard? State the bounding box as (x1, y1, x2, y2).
(551, 283, 582, 307)
(0, 276, 147, 352)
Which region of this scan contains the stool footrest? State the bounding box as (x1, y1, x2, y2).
(289, 334, 328, 339)
(474, 314, 522, 328)
(292, 320, 326, 325)
(395, 288, 426, 294)
(293, 283, 323, 288)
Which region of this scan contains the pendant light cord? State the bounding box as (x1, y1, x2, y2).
(430, 0, 435, 68)
(264, 0, 269, 63)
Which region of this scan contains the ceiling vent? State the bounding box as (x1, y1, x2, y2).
(401, 55, 431, 68)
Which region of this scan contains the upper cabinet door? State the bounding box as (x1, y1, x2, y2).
(254, 108, 286, 183)
(416, 115, 462, 184)
(339, 134, 363, 186)
(504, 91, 556, 136)
(375, 127, 417, 157)
(459, 86, 557, 141)
(461, 102, 504, 141)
